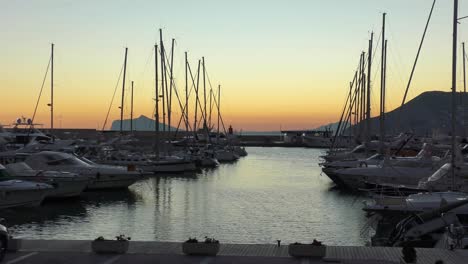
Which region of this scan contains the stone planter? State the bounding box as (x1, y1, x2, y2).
(288, 244, 326, 258)
(91, 240, 129, 254)
(399, 256, 417, 264)
(7, 239, 22, 252)
(182, 242, 220, 256)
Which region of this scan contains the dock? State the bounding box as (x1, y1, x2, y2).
(2, 239, 467, 264)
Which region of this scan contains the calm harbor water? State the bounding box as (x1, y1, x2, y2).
(3, 147, 371, 245)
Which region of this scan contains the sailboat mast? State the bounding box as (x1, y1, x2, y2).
(155, 44, 159, 157)
(359, 52, 365, 141)
(451, 0, 458, 189)
(366, 33, 373, 143)
(159, 29, 166, 134)
(379, 13, 386, 154)
(209, 88, 213, 128)
(194, 60, 201, 134)
(168, 38, 175, 138)
(120, 47, 128, 134)
(202, 57, 207, 131)
(348, 81, 353, 137)
(185, 52, 189, 133)
(50, 43, 54, 137)
(463, 42, 466, 93)
(130, 81, 134, 133)
(217, 85, 221, 143)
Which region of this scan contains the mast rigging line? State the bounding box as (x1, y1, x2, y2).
(161, 50, 195, 132)
(204, 62, 229, 134)
(172, 59, 202, 138)
(102, 61, 125, 131)
(187, 62, 209, 129)
(31, 56, 52, 126)
(400, 0, 436, 108)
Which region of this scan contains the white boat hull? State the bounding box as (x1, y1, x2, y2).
(336, 167, 434, 190)
(13, 177, 88, 198)
(215, 151, 239, 162)
(86, 175, 139, 190)
(147, 162, 197, 173)
(0, 188, 47, 209)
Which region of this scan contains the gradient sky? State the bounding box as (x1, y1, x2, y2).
(1, 0, 466, 131)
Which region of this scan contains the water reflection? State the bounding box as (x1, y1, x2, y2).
(2, 199, 87, 227)
(82, 189, 141, 206)
(1, 148, 372, 245)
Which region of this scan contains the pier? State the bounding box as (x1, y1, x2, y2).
(2, 239, 467, 264)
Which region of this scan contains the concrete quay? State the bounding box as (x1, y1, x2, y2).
(2, 239, 467, 264)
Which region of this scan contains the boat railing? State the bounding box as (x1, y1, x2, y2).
(372, 196, 406, 206)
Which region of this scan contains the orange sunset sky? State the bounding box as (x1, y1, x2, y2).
(1, 1, 466, 131)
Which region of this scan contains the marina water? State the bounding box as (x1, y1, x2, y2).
(3, 147, 371, 245)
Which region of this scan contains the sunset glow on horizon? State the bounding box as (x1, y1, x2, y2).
(1, 0, 466, 131)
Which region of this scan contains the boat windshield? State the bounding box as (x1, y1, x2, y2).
(427, 163, 451, 182)
(367, 154, 383, 161)
(6, 162, 32, 172)
(40, 152, 90, 167)
(0, 168, 12, 178)
(47, 157, 89, 166)
(351, 145, 365, 153)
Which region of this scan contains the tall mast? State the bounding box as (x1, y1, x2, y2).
(194, 60, 201, 134)
(130, 80, 134, 133)
(168, 38, 175, 140)
(379, 13, 386, 154)
(366, 33, 373, 144)
(185, 52, 189, 134)
(463, 42, 466, 94)
(354, 62, 360, 138)
(451, 0, 458, 189)
(359, 52, 365, 141)
(50, 43, 54, 138)
(120, 47, 128, 134)
(159, 29, 166, 134)
(383, 40, 388, 143)
(202, 57, 207, 132)
(155, 44, 159, 158)
(209, 88, 213, 128)
(217, 85, 221, 143)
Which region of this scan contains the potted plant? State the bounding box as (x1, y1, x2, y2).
(400, 246, 417, 263)
(91, 235, 131, 254)
(7, 235, 21, 252)
(182, 236, 220, 256)
(288, 239, 326, 258)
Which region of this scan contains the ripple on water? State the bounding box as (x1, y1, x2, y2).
(4, 147, 371, 245)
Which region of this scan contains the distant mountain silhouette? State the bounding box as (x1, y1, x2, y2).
(354, 91, 468, 136)
(315, 121, 349, 134)
(110, 115, 180, 131)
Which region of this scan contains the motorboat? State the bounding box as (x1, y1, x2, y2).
(189, 150, 219, 168)
(0, 118, 53, 151)
(233, 146, 248, 157)
(23, 151, 141, 190)
(321, 153, 384, 186)
(94, 150, 197, 173)
(0, 164, 52, 209)
(213, 148, 239, 162)
(4, 162, 88, 198)
(332, 145, 445, 190)
(363, 192, 468, 215)
(384, 199, 468, 248)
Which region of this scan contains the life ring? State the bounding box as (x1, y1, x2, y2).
(359, 161, 368, 168)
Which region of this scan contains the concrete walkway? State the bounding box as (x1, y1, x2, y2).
(2, 239, 466, 264)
